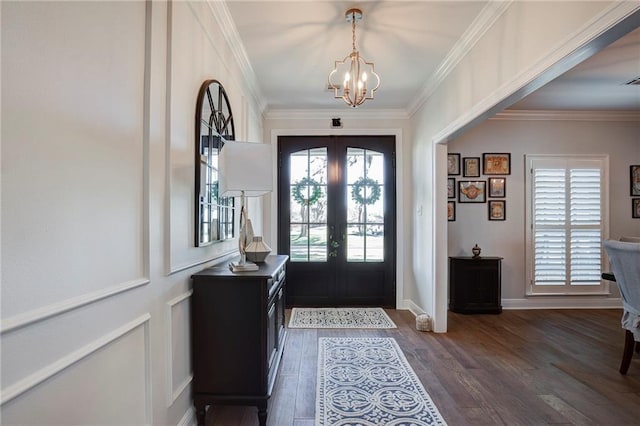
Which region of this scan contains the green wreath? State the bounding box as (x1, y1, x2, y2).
(292, 177, 322, 206)
(351, 177, 381, 205)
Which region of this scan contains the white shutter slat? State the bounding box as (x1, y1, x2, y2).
(534, 169, 566, 226)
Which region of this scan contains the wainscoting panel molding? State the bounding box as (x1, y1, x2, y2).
(166, 290, 193, 406)
(1, 314, 152, 426)
(0, 278, 150, 335)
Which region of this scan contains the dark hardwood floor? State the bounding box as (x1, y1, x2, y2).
(206, 309, 640, 425)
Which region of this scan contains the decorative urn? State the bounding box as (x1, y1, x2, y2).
(244, 236, 271, 263)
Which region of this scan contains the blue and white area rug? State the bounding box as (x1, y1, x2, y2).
(288, 308, 396, 329)
(316, 337, 447, 426)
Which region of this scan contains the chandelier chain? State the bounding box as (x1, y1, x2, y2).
(352, 11, 357, 52)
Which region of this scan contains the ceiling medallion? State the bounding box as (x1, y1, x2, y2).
(328, 8, 380, 108)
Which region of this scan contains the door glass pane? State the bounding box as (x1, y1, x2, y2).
(289, 148, 328, 262)
(309, 224, 328, 262)
(346, 148, 384, 262)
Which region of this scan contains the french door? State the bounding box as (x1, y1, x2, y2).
(278, 135, 396, 307)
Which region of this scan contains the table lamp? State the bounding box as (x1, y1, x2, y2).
(218, 141, 273, 269)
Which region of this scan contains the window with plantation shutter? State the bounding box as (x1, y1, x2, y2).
(525, 155, 609, 295)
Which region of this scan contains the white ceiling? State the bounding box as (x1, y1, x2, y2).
(225, 1, 640, 113)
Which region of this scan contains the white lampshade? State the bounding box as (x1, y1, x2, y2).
(218, 142, 273, 197)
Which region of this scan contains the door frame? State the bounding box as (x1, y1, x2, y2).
(266, 128, 406, 309)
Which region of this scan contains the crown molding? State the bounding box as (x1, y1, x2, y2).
(264, 108, 410, 121)
(492, 109, 640, 121)
(407, 0, 513, 117)
(206, 1, 267, 114)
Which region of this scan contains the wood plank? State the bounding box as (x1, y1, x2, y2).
(208, 309, 640, 425)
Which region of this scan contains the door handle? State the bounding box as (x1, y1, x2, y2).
(328, 225, 345, 257)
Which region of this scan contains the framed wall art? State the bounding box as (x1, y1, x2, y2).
(463, 157, 480, 177)
(483, 153, 511, 175)
(448, 153, 461, 175)
(458, 180, 486, 203)
(448, 201, 456, 221)
(488, 200, 506, 220)
(633, 198, 640, 219)
(447, 178, 456, 198)
(631, 165, 640, 196)
(488, 177, 506, 198)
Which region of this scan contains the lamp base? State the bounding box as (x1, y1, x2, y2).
(245, 236, 271, 263)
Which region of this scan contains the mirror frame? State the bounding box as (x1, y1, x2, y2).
(194, 79, 236, 247)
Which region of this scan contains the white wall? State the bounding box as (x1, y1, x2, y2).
(1, 1, 264, 424)
(448, 113, 640, 307)
(409, 1, 639, 331)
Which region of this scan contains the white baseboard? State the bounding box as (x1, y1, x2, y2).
(502, 297, 622, 310)
(177, 406, 196, 426)
(397, 299, 424, 317)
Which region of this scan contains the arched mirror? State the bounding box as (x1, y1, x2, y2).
(194, 79, 236, 247)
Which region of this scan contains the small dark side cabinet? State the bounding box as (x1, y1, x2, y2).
(191, 255, 288, 426)
(449, 256, 503, 314)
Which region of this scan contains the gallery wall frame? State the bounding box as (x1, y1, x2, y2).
(448, 153, 461, 176)
(483, 153, 511, 175)
(458, 180, 486, 203)
(463, 157, 480, 177)
(447, 178, 456, 198)
(633, 198, 640, 219)
(488, 177, 506, 198)
(447, 201, 456, 221)
(631, 165, 640, 196)
(488, 200, 506, 220)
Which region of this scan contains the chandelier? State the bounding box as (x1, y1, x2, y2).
(328, 8, 380, 108)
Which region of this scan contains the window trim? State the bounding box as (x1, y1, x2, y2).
(524, 154, 610, 296)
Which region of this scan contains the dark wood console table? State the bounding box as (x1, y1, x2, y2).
(191, 255, 288, 426)
(449, 256, 503, 314)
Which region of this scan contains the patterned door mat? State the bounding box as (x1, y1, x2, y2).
(288, 307, 396, 329)
(316, 337, 447, 425)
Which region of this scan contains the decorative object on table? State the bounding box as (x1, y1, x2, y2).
(488, 177, 506, 198)
(447, 177, 456, 198)
(447, 153, 460, 175)
(244, 236, 272, 263)
(458, 180, 486, 203)
(472, 244, 481, 258)
(447, 200, 456, 221)
(327, 8, 380, 108)
(194, 79, 235, 247)
(228, 261, 258, 272)
(631, 165, 640, 196)
(488, 200, 506, 221)
(288, 307, 396, 329)
(316, 337, 446, 426)
(483, 153, 511, 175)
(463, 157, 481, 177)
(416, 313, 432, 332)
(219, 141, 273, 271)
(633, 198, 640, 219)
